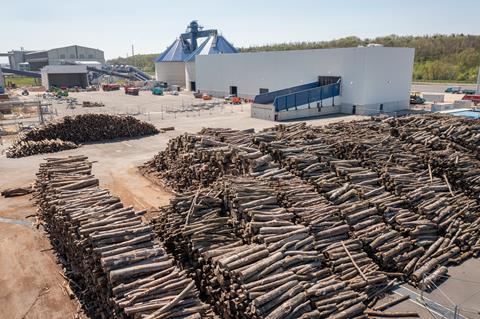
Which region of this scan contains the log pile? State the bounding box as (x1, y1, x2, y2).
(141, 114, 480, 317)
(6, 138, 78, 158)
(7, 114, 158, 158)
(34, 155, 215, 319)
(152, 179, 371, 319)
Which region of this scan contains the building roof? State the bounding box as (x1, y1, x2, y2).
(155, 21, 237, 63)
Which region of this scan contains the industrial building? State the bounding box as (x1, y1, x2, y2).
(155, 21, 238, 90)
(41, 65, 89, 89)
(0, 45, 105, 71)
(195, 46, 415, 120)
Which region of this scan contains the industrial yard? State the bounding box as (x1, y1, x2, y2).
(0, 88, 479, 319)
(1, 2, 480, 318)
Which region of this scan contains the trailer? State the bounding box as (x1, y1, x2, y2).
(102, 84, 120, 91)
(462, 94, 480, 106)
(124, 86, 139, 96)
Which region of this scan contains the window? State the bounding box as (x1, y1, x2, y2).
(60, 54, 66, 59)
(190, 81, 196, 91)
(70, 54, 75, 59)
(352, 105, 356, 115)
(88, 54, 94, 59)
(259, 88, 269, 94)
(79, 54, 85, 59)
(380, 104, 384, 112)
(229, 86, 237, 96)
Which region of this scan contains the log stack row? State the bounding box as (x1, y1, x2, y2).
(143, 115, 479, 318)
(35, 155, 216, 319)
(7, 114, 158, 158)
(6, 138, 78, 158)
(152, 179, 371, 319)
(310, 119, 480, 257)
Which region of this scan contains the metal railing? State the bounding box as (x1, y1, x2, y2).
(274, 81, 341, 112)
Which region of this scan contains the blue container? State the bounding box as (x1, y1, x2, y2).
(0, 85, 4, 94)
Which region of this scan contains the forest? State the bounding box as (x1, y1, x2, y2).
(107, 34, 480, 82)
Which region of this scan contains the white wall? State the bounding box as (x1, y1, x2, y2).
(155, 62, 186, 86)
(41, 65, 88, 74)
(196, 47, 414, 108)
(185, 61, 196, 91)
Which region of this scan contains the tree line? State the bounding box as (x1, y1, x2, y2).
(108, 34, 480, 82)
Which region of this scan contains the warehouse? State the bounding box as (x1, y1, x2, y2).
(1, 45, 105, 71)
(195, 46, 415, 120)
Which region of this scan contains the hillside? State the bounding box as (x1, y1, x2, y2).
(108, 34, 480, 82)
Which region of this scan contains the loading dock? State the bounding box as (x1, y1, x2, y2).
(41, 65, 88, 89)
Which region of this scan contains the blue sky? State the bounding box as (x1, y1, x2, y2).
(1, 0, 479, 62)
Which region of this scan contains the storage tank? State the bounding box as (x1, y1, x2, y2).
(154, 21, 237, 89)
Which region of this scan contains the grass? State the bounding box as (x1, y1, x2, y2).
(4, 76, 40, 87)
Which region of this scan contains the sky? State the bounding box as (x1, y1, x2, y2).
(1, 0, 479, 63)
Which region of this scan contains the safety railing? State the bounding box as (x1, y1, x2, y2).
(274, 81, 341, 112)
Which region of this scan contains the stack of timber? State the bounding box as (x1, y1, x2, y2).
(253, 131, 425, 277)
(7, 114, 158, 158)
(315, 120, 480, 257)
(35, 155, 215, 319)
(6, 138, 78, 158)
(142, 115, 480, 315)
(140, 129, 284, 192)
(152, 179, 370, 319)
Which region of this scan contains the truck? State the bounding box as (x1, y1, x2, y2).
(410, 93, 425, 105)
(462, 94, 480, 106)
(124, 86, 139, 96)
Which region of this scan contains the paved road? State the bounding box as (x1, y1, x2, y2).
(412, 83, 477, 93)
(393, 285, 469, 319)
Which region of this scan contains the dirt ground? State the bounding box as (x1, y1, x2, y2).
(1, 89, 479, 318)
(0, 196, 82, 319)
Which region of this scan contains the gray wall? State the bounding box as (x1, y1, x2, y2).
(48, 45, 105, 65)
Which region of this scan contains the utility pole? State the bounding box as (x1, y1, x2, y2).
(131, 45, 134, 57)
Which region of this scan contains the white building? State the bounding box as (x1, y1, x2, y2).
(195, 46, 415, 120)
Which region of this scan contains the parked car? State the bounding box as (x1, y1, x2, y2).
(445, 87, 461, 94)
(462, 88, 477, 95)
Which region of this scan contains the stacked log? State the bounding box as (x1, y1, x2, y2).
(276, 180, 350, 252)
(22, 114, 158, 143)
(153, 178, 370, 319)
(253, 131, 425, 276)
(7, 114, 158, 158)
(324, 240, 388, 299)
(141, 116, 480, 311)
(140, 130, 275, 192)
(6, 138, 78, 158)
(35, 155, 215, 319)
